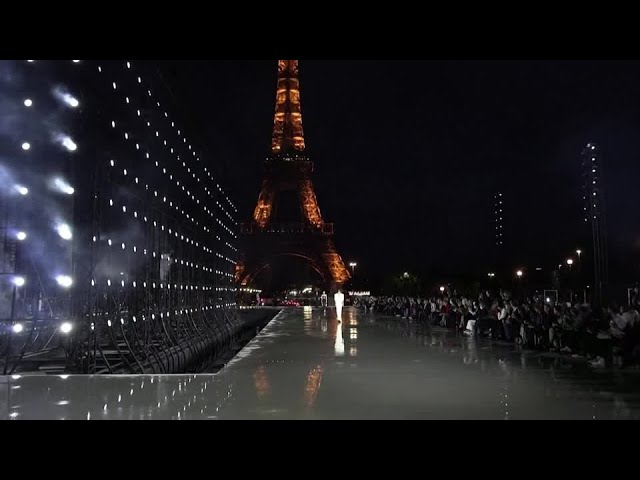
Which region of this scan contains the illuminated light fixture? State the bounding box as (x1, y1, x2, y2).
(72, 60, 80, 63)
(15, 185, 29, 195)
(16, 231, 27, 241)
(53, 87, 80, 108)
(60, 322, 73, 334)
(13, 276, 25, 287)
(60, 136, 77, 151)
(439, 286, 445, 292)
(22, 142, 31, 150)
(53, 177, 75, 195)
(64, 94, 79, 108)
(56, 275, 73, 288)
(24, 98, 33, 107)
(12, 323, 24, 333)
(56, 223, 73, 240)
(516, 270, 523, 278)
(566, 258, 574, 265)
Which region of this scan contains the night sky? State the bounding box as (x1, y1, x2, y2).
(157, 60, 640, 285)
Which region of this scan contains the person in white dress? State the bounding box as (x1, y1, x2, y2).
(334, 289, 345, 321)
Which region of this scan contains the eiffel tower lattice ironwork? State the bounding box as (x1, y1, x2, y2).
(236, 60, 351, 290)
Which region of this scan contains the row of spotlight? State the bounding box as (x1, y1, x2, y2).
(9, 320, 73, 335)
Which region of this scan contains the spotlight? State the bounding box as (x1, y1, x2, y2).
(56, 275, 73, 288)
(57, 223, 72, 240)
(12, 323, 24, 333)
(13, 276, 25, 287)
(61, 136, 77, 151)
(22, 142, 30, 150)
(24, 98, 33, 107)
(60, 322, 73, 334)
(53, 177, 75, 195)
(15, 185, 28, 195)
(16, 231, 27, 241)
(64, 94, 79, 108)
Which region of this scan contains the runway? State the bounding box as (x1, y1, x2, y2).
(2, 307, 640, 419)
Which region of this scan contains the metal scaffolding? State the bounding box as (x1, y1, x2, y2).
(1, 60, 240, 374)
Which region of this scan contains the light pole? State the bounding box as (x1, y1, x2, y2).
(576, 249, 583, 302)
(516, 269, 524, 299)
(566, 258, 574, 302)
(349, 262, 357, 277)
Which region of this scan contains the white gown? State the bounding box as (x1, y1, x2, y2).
(334, 292, 344, 321)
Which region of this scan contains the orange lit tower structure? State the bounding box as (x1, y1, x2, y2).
(237, 60, 350, 291)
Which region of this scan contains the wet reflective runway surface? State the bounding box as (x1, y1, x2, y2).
(2, 307, 640, 420)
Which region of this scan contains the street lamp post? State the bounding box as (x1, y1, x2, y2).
(566, 258, 574, 303)
(349, 262, 357, 276)
(516, 269, 524, 299)
(576, 249, 583, 303)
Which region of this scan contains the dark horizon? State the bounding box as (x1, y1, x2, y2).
(158, 60, 640, 287)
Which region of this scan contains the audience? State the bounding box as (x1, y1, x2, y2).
(354, 290, 640, 368)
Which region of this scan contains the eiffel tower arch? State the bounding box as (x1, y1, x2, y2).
(237, 60, 350, 292)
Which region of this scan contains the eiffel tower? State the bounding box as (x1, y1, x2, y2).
(236, 60, 350, 291)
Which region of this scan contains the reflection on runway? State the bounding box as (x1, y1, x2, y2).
(304, 365, 323, 408)
(253, 365, 270, 399)
(334, 320, 344, 357)
(2, 307, 640, 420)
